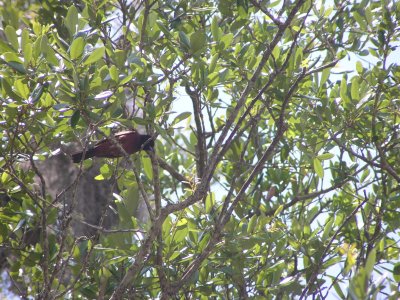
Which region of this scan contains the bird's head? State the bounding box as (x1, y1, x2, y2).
(140, 135, 155, 152)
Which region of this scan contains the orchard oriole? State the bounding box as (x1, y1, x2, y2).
(72, 130, 154, 163)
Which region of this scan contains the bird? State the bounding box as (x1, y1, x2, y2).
(72, 130, 154, 163)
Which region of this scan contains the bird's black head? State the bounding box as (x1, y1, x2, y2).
(140, 135, 155, 151)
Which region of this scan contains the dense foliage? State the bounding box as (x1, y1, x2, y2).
(1, 0, 400, 298)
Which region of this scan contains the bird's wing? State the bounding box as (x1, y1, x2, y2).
(114, 130, 137, 137)
(94, 130, 137, 146)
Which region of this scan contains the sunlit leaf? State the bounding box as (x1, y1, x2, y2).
(70, 37, 85, 60)
(83, 47, 105, 65)
(317, 153, 334, 160)
(313, 158, 324, 178)
(351, 76, 360, 101)
(94, 90, 113, 100)
(142, 154, 153, 180)
(172, 112, 192, 126)
(65, 5, 79, 36)
(5, 25, 19, 50)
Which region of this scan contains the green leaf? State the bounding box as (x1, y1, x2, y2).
(378, 29, 385, 46)
(207, 71, 221, 86)
(351, 76, 360, 101)
(1, 77, 23, 101)
(53, 32, 69, 51)
(360, 168, 370, 183)
(274, 204, 283, 217)
(109, 65, 119, 82)
(220, 33, 233, 49)
(179, 31, 190, 50)
(365, 248, 376, 275)
(83, 47, 105, 65)
(132, 117, 149, 126)
(23, 43, 32, 67)
(340, 76, 348, 103)
(119, 71, 135, 85)
(80, 286, 97, 298)
(40, 35, 59, 66)
(113, 49, 127, 69)
(247, 214, 257, 234)
(237, 0, 249, 18)
(5, 25, 19, 50)
(124, 183, 139, 215)
(171, 112, 191, 126)
(3, 52, 23, 64)
(280, 276, 295, 286)
(174, 218, 188, 243)
(272, 45, 280, 59)
(65, 6, 79, 37)
(317, 153, 334, 160)
(0, 39, 13, 53)
(1, 171, 10, 184)
(99, 164, 111, 178)
(313, 158, 324, 178)
(205, 192, 215, 214)
(356, 61, 363, 74)
(333, 282, 346, 298)
(70, 37, 85, 60)
(322, 218, 334, 241)
(190, 30, 206, 54)
(6, 61, 26, 74)
(168, 251, 181, 261)
(32, 35, 42, 61)
(14, 79, 29, 99)
(393, 263, 400, 282)
(40, 34, 49, 55)
(142, 154, 153, 180)
(211, 17, 221, 41)
(45, 46, 59, 66)
(21, 28, 30, 48)
(320, 68, 331, 88)
(353, 10, 367, 31)
(21, 29, 32, 66)
(209, 54, 219, 73)
(70, 110, 80, 128)
(94, 174, 104, 180)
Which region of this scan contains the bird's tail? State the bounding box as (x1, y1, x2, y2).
(72, 148, 95, 163)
